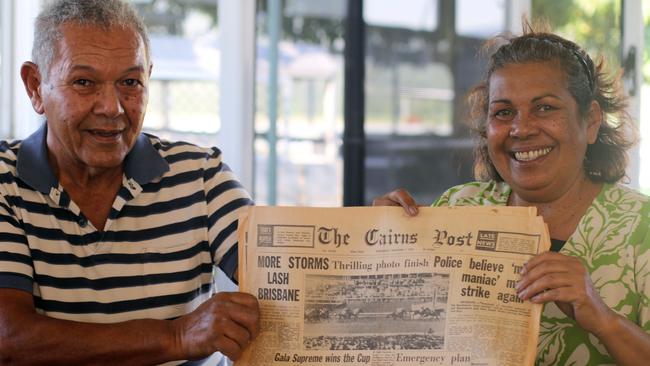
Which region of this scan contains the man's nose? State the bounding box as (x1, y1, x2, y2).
(93, 84, 124, 118)
(509, 112, 539, 138)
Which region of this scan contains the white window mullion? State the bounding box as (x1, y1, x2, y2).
(3, 0, 41, 140)
(0, 0, 14, 138)
(505, 0, 531, 34)
(217, 0, 256, 192)
(622, 0, 643, 189)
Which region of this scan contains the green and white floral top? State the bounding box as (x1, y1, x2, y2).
(433, 181, 650, 366)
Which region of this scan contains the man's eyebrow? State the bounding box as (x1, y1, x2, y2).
(68, 65, 146, 73)
(123, 65, 146, 73)
(69, 64, 96, 72)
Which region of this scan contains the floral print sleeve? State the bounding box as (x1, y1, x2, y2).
(635, 215, 650, 332)
(432, 181, 510, 207)
(431, 181, 650, 366)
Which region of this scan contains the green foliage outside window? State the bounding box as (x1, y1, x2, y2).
(532, 0, 621, 76)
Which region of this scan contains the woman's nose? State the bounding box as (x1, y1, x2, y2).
(509, 112, 539, 138)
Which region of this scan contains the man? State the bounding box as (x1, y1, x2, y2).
(0, 0, 259, 365)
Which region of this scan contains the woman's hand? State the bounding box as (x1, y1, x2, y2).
(518, 251, 650, 365)
(516, 251, 616, 336)
(372, 188, 420, 216)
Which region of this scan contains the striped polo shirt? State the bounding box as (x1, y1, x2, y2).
(0, 124, 252, 326)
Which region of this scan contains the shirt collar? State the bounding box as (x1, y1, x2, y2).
(123, 132, 170, 185)
(17, 123, 169, 194)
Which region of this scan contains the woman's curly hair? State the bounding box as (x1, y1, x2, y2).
(468, 20, 636, 183)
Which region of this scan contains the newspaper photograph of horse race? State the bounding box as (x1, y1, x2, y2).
(303, 272, 449, 350)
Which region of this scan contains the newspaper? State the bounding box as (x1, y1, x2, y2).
(236, 206, 550, 366)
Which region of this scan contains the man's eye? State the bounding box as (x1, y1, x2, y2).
(73, 79, 92, 87)
(122, 79, 141, 87)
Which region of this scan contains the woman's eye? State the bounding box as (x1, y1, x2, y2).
(493, 109, 512, 119)
(537, 104, 555, 112)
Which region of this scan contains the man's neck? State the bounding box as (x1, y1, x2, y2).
(57, 164, 125, 231)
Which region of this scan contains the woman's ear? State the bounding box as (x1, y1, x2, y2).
(585, 100, 602, 145)
(20, 62, 45, 114)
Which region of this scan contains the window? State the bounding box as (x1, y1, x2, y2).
(532, 0, 621, 67)
(254, 0, 345, 205)
(134, 0, 220, 147)
(363, 0, 498, 205)
(456, 0, 505, 38)
(533, 1, 650, 190)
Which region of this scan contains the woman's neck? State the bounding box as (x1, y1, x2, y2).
(508, 178, 603, 241)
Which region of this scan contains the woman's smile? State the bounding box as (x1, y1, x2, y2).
(512, 147, 553, 162)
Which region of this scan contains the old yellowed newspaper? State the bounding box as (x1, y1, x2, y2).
(237, 206, 550, 366)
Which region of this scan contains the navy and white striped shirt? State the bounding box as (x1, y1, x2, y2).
(0, 124, 252, 328)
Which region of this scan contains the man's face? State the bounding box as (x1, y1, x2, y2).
(35, 23, 150, 174)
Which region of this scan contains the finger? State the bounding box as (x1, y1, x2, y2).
(517, 259, 572, 292)
(387, 189, 419, 216)
(388, 189, 417, 207)
(522, 251, 574, 273)
(227, 292, 259, 309)
(372, 196, 402, 207)
(518, 252, 580, 288)
(220, 317, 254, 350)
(528, 287, 572, 304)
(229, 307, 260, 339)
(372, 189, 418, 213)
(517, 272, 577, 301)
(214, 331, 247, 361)
(215, 294, 261, 339)
(522, 288, 568, 304)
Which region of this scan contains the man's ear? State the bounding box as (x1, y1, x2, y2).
(585, 100, 602, 145)
(20, 62, 45, 114)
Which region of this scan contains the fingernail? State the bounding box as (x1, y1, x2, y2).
(530, 295, 540, 303)
(408, 207, 418, 216)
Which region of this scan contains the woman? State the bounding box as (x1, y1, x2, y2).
(375, 23, 650, 365)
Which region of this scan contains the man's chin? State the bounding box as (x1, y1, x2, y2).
(82, 155, 128, 171)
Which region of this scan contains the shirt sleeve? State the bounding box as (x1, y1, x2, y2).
(636, 226, 650, 331)
(431, 181, 509, 207)
(431, 182, 481, 207)
(204, 148, 253, 281)
(0, 191, 33, 293)
(432, 188, 454, 207)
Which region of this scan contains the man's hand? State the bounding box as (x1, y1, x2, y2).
(372, 188, 420, 216)
(172, 292, 260, 361)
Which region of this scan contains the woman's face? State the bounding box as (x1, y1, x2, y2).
(486, 61, 600, 202)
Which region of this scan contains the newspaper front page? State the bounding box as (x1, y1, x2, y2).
(236, 206, 550, 366)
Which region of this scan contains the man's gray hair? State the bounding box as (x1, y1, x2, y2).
(33, 0, 151, 78)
